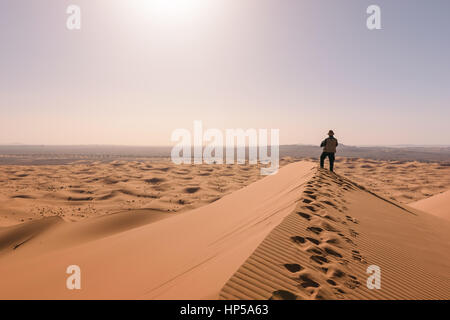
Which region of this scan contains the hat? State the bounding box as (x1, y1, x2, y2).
(328, 130, 334, 136)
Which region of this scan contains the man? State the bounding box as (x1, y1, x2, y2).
(320, 130, 338, 172)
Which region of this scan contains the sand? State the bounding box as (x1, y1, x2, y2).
(0, 159, 272, 227)
(334, 158, 450, 204)
(220, 169, 450, 299)
(410, 190, 450, 221)
(0, 161, 315, 299)
(1, 157, 447, 228)
(0, 159, 449, 299)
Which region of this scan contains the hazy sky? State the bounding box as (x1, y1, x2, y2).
(1, 0, 449, 146)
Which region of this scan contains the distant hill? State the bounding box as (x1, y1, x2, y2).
(280, 144, 450, 162)
(0, 144, 449, 165)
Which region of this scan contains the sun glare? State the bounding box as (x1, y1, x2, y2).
(153, 0, 202, 16)
(138, 0, 210, 23)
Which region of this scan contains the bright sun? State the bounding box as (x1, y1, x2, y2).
(152, 0, 204, 16)
(138, 0, 209, 23)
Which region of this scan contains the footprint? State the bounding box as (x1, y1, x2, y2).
(338, 259, 350, 266)
(307, 226, 323, 235)
(184, 187, 201, 194)
(326, 279, 337, 286)
(307, 247, 323, 255)
(291, 236, 306, 244)
(298, 274, 320, 288)
(346, 215, 359, 224)
(284, 264, 303, 273)
(344, 278, 361, 289)
(321, 200, 337, 208)
(351, 250, 366, 263)
(311, 288, 333, 300)
(325, 237, 343, 246)
(333, 288, 346, 299)
(329, 268, 346, 279)
(322, 214, 338, 222)
(310, 255, 329, 265)
(270, 290, 297, 300)
(320, 222, 341, 233)
(349, 229, 359, 238)
(306, 237, 321, 245)
(313, 203, 326, 209)
(297, 212, 311, 221)
(303, 205, 318, 212)
(324, 247, 343, 258)
(319, 192, 332, 197)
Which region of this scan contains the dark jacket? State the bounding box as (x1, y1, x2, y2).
(320, 137, 338, 153)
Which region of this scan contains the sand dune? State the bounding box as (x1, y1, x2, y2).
(0, 160, 449, 300)
(1, 157, 447, 228)
(220, 169, 450, 300)
(409, 190, 450, 221)
(335, 159, 450, 204)
(0, 162, 315, 299)
(0, 160, 275, 226)
(0, 209, 174, 259)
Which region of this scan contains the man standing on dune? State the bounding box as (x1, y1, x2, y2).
(320, 130, 338, 172)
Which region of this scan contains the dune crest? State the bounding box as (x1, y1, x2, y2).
(409, 190, 450, 221)
(0, 161, 315, 299)
(220, 169, 450, 300)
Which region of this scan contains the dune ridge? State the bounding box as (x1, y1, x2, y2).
(409, 190, 450, 221)
(336, 158, 450, 204)
(220, 169, 450, 300)
(0, 162, 316, 299)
